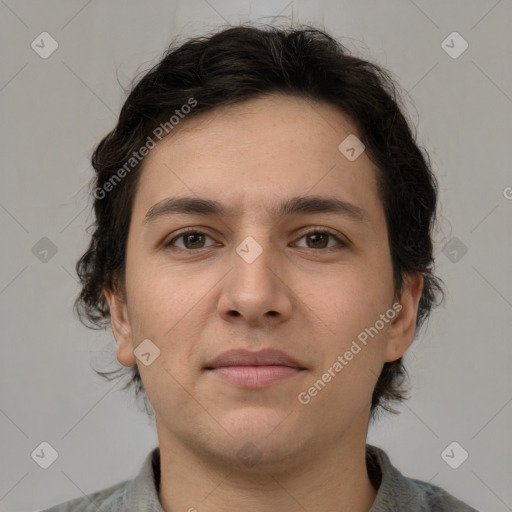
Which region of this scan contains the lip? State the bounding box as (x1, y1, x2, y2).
(204, 348, 304, 369)
(204, 348, 306, 389)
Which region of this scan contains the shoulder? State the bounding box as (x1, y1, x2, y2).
(366, 444, 479, 512)
(39, 480, 128, 512)
(39, 447, 162, 512)
(408, 477, 480, 511)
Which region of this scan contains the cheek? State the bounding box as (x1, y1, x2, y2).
(125, 257, 185, 322)
(305, 268, 393, 367)
(124, 262, 210, 364)
(311, 265, 389, 324)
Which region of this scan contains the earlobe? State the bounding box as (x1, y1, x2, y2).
(103, 286, 137, 367)
(385, 274, 424, 363)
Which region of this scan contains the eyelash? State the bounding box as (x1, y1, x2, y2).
(164, 227, 347, 252)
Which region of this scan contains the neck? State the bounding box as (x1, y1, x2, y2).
(156, 418, 378, 512)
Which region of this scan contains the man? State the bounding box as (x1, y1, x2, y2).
(42, 24, 478, 511)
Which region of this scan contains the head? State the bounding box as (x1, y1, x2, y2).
(76, 24, 444, 459)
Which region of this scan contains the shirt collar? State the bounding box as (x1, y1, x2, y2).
(122, 447, 164, 511)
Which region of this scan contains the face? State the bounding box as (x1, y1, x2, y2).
(105, 94, 422, 471)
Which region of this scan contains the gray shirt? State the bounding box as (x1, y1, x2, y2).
(40, 444, 479, 511)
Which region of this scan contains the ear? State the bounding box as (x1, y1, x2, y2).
(384, 273, 424, 363)
(103, 285, 137, 367)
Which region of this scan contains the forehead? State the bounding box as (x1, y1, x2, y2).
(132, 94, 383, 226)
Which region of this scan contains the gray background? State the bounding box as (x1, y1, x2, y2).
(1, 1, 511, 511)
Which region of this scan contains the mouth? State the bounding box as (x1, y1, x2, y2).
(204, 348, 306, 389)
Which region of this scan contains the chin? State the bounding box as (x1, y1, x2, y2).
(208, 433, 302, 474)
(216, 409, 305, 459)
(220, 405, 293, 437)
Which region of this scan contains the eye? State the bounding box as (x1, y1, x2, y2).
(165, 229, 216, 250)
(164, 227, 347, 252)
(294, 229, 347, 250)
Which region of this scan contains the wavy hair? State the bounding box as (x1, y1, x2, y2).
(75, 24, 445, 419)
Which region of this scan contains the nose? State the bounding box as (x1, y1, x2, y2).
(217, 235, 293, 328)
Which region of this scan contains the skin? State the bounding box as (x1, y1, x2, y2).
(104, 94, 423, 512)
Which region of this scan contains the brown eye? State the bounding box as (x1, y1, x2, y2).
(295, 229, 346, 250)
(166, 230, 215, 250)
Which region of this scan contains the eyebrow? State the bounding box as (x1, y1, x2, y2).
(143, 195, 371, 226)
